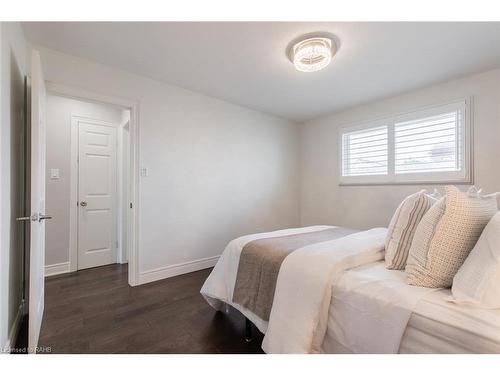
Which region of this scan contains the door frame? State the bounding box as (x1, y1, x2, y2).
(46, 81, 140, 286)
(70, 116, 119, 271)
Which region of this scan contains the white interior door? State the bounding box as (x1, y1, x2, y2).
(78, 120, 117, 270)
(29, 50, 49, 353)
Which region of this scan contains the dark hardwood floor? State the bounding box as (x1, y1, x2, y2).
(39, 264, 264, 353)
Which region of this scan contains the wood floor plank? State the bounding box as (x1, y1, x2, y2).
(39, 264, 264, 354)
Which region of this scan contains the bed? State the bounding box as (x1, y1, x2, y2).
(200, 226, 500, 354)
(323, 262, 500, 353)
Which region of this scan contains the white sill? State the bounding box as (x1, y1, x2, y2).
(339, 179, 473, 187)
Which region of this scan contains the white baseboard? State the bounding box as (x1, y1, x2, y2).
(45, 261, 70, 277)
(4, 304, 23, 352)
(138, 255, 219, 285)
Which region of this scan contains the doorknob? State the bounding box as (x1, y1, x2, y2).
(80, 201, 88, 207)
(16, 213, 53, 222)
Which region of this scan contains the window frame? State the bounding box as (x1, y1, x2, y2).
(338, 98, 473, 186)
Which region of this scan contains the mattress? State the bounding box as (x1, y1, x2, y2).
(322, 262, 500, 354)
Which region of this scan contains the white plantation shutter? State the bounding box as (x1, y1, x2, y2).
(340, 99, 470, 184)
(395, 110, 462, 174)
(342, 125, 388, 176)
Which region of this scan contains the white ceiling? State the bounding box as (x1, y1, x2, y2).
(22, 22, 500, 122)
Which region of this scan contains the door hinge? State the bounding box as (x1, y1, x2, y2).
(130, 202, 133, 209)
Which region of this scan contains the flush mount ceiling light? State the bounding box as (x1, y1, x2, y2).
(289, 37, 336, 73)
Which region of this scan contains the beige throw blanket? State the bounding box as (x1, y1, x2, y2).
(232, 227, 358, 320)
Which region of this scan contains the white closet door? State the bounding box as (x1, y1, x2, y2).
(77, 120, 117, 270)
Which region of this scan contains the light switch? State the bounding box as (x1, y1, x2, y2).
(50, 168, 60, 180)
(140, 167, 148, 177)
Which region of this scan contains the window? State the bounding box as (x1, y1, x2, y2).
(342, 125, 388, 177)
(340, 99, 471, 185)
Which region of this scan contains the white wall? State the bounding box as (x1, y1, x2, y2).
(0, 22, 27, 350)
(300, 68, 500, 230)
(36, 46, 300, 282)
(45, 95, 124, 266)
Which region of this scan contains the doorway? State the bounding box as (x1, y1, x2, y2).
(15, 53, 139, 352)
(44, 83, 139, 287)
(45, 95, 131, 273)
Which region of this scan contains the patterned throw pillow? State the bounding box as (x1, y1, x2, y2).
(451, 211, 500, 308)
(406, 186, 498, 288)
(385, 190, 438, 270)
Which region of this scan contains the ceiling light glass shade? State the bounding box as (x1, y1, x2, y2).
(292, 37, 334, 73)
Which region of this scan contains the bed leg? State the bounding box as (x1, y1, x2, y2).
(245, 317, 252, 342)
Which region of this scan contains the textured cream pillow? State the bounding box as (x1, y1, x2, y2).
(451, 211, 500, 308)
(406, 186, 498, 288)
(385, 190, 438, 269)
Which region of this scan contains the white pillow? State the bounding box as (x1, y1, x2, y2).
(451, 211, 500, 308)
(406, 186, 498, 288)
(385, 190, 438, 269)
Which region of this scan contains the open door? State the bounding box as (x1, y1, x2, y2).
(28, 50, 50, 352)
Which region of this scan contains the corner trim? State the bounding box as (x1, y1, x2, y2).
(45, 262, 70, 277)
(138, 256, 219, 285)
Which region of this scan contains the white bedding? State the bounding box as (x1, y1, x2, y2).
(322, 263, 500, 354)
(399, 290, 500, 353)
(201, 226, 500, 354)
(262, 228, 387, 353)
(201, 225, 335, 333)
(201, 226, 388, 353)
(323, 262, 436, 353)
